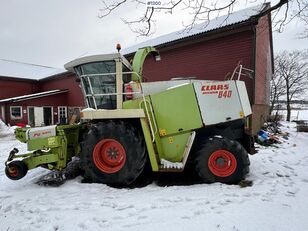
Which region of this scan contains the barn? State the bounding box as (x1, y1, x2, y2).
(123, 3, 273, 134)
(0, 3, 273, 134)
(0, 59, 83, 126)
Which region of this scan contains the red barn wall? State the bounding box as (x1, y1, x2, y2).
(5, 93, 68, 125)
(252, 14, 273, 133)
(141, 30, 254, 102)
(255, 14, 272, 105)
(0, 78, 38, 99)
(39, 73, 85, 107)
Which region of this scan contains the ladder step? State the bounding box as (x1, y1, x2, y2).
(160, 159, 184, 170)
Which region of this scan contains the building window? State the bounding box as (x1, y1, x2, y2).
(10, 106, 22, 119)
(58, 106, 67, 124)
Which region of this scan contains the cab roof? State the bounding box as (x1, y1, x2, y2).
(64, 53, 132, 71)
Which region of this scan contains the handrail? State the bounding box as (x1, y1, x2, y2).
(80, 71, 142, 109)
(145, 100, 158, 141)
(80, 71, 139, 78)
(80, 73, 116, 77)
(81, 70, 157, 142)
(139, 100, 157, 143)
(147, 100, 158, 140)
(84, 92, 142, 97)
(135, 72, 158, 143)
(133, 72, 158, 143)
(230, 64, 253, 81)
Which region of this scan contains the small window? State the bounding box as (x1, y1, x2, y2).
(10, 106, 22, 119)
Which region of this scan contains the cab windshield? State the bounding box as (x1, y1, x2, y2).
(74, 61, 116, 109)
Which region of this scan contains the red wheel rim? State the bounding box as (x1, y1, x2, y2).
(93, 139, 126, 173)
(8, 166, 19, 177)
(208, 150, 237, 177)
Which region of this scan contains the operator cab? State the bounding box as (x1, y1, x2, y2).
(64, 53, 132, 110)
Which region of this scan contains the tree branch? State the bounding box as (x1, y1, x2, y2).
(98, 0, 308, 37)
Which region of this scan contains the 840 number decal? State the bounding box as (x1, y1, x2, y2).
(218, 90, 232, 98)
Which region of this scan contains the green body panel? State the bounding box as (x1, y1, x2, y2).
(140, 118, 159, 171)
(27, 136, 62, 150)
(160, 132, 191, 162)
(15, 127, 28, 143)
(123, 84, 202, 166)
(150, 83, 203, 136)
(123, 97, 145, 110)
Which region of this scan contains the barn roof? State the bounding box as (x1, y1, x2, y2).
(122, 3, 268, 55)
(0, 89, 68, 103)
(0, 59, 65, 80)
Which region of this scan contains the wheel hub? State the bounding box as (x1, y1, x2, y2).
(7, 166, 18, 177)
(216, 157, 227, 167)
(107, 147, 119, 160)
(208, 150, 237, 177)
(93, 139, 126, 173)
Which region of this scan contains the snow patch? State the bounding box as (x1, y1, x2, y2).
(0, 120, 16, 136)
(82, 108, 96, 112)
(214, 135, 223, 138)
(0, 59, 65, 80)
(1, 122, 308, 231)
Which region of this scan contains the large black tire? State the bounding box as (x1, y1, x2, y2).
(5, 161, 28, 180)
(80, 120, 146, 186)
(194, 137, 249, 184)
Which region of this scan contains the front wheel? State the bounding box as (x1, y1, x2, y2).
(194, 137, 249, 184)
(5, 161, 28, 180)
(81, 120, 147, 186)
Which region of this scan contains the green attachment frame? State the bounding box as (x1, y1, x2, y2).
(15, 127, 28, 143)
(131, 47, 160, 82)
(7, 124, 85, 171)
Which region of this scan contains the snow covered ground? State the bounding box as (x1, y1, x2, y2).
(275, 109, 308, 121)
(1, 122, 308, 231)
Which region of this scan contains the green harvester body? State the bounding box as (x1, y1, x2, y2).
(5, 46, 253, 185)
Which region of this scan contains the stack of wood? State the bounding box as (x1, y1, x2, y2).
(297, 120, 308, 132)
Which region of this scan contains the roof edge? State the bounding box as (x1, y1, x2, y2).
(0, 89, 69, 103)
(124, 3, 270, 56)
(0, 75, 39, 82)
(124, 20, 254, 57)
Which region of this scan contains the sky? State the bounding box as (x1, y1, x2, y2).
(0, 0, 307, 68)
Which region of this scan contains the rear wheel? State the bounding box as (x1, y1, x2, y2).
(81, 120, 146, 186)
(194, 137, 249, 184)
(5, 161, 28, 180)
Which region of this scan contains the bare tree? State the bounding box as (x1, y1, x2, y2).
(98, 0, 308, 37)
(270, 66, 285, 115)
(274, 50, 308, 121)
(270, 61, 286, 126)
